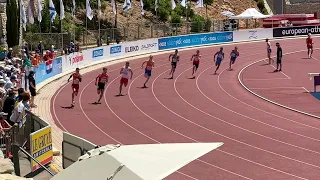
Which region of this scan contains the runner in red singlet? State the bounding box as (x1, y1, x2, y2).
(68, 68, 82, 107)
(306, 33, 314, 58)
(190, 50, 201, 79)
(94, 67, 109, 104)
(141, 55, 155, 88)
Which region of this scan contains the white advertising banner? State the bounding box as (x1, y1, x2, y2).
(233, 28, 273, 42)
(62, 51, 91, 73)
(122, 38, 158, 56)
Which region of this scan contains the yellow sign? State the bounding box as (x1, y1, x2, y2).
(30, 126, 53, 171)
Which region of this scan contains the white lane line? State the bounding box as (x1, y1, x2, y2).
(249, 87, 304, 90)
(244, 78, 290, 81)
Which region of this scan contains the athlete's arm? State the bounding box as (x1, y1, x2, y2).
(168, 54, 172, 61)
(141, 61, 146, 69)
(222, 53, 225, 59)
(95, 74, 100, 85)
(177, 55, 180, 61)
(152, 61, 155, 67)
(190, 55, 194, 61)
(68, 74, 72, 82)
(130, 69, 133, 79)
(120, 68, 123, 74)
(213, 52, 217, 61)
(79, 75, 82, 82)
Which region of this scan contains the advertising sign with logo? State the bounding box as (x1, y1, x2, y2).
(233, 29, 273, 42)
(35, 57, 63, 84)
(92, 48, 104, 58)
(273, 25, 320, 37)
(158, 32, 233, 50)
(123, 39, 158, 55)
(63, 52, 90, 72)
(30, 126, 53, 171)
(109, 45, 123, 57)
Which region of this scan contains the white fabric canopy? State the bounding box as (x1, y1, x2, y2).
(230, 8, 271, 19)
(51, 143, 223, 180)
(221, 11, 235, 17)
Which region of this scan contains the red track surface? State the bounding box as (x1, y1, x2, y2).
(52, 37, 320, 180)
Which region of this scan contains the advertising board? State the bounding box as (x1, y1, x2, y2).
(233, 28, 273, 41)
(273, 25, 320, 37)
(30, 126, 53, 171)
(122, 39, 158, 55)
(35, 57, 63, 84)
(62, 51, 90, 72)
(158, 32, 233, 50)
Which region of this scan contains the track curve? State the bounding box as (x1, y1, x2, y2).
(52, 37, 320, 180)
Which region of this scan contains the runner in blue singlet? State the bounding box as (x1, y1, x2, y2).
(229, 46, 239, 70)
(214, 47, 224, 75)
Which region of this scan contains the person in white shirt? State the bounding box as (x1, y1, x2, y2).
(9, 93, 29, 126)
(266, 38, 274, 65)
(118, 62, 133, 96)
(4, 76, 17, 91)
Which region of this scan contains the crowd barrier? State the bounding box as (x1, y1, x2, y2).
(25, 24, 320, 170)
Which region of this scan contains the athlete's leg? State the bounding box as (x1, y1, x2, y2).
(119, 82, 123, 95)
(311, 47, 314, 57)
(171, 66, 176, 78)
(144, 76, 150, 87)
(215, 64, 220, 74)
(97, 88, 104, 103)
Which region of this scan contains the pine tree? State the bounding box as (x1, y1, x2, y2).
(6, 0, 20, 47)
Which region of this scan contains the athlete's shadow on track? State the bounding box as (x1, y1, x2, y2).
(137, 86, 148, 89)
(61, 105, 74, 109)
(114, 94, 127, 97)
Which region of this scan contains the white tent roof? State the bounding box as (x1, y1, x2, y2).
(230, 8, 271, 19)
(51, 143, 223, 180)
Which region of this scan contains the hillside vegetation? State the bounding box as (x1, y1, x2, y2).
(19, 0, 267, 49)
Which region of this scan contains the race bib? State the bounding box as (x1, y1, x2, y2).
(73, 79, 79, 84)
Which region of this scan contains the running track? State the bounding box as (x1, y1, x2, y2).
(52, 37, 320, 180)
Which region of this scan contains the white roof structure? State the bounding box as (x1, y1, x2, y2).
(230, 8, 271, 19)
(51, 143, 223, 180)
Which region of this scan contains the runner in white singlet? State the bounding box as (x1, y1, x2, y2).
(119, 62, 133, 96)
(266, 38, 274, 64)
(168, 49, 180, 79)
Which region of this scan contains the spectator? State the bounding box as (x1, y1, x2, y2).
(28, 71, 36, 108)
(43, 51, 50, 61)
(0, 79, 6, 94)
(7, 48, 13, 60)
(4, 76, 17, 91)
(0, 112, 13, 158)
(0, 48, 7, 61)
(2, 90, 15, 119)
(37, 41, 43, 57)
(23, 43, 30, 58)
(9, 93, 29, 126)
(0, 35, 5, 45)
(15, 88, 24, 102)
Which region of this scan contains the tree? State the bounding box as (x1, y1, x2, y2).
(6, 0, 20, 47)
(204, 0, 214, 18)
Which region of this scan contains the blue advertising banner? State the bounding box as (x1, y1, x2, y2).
(92, 48, 104, 59)
(158, 32, 233, 50)
(35, 57, 63, 84)
(110, 45, 122, 54)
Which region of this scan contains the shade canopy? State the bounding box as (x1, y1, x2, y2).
(221, 11, 235, 17)
(230, 8, 271, 19)
(51, 143, 224, 180)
